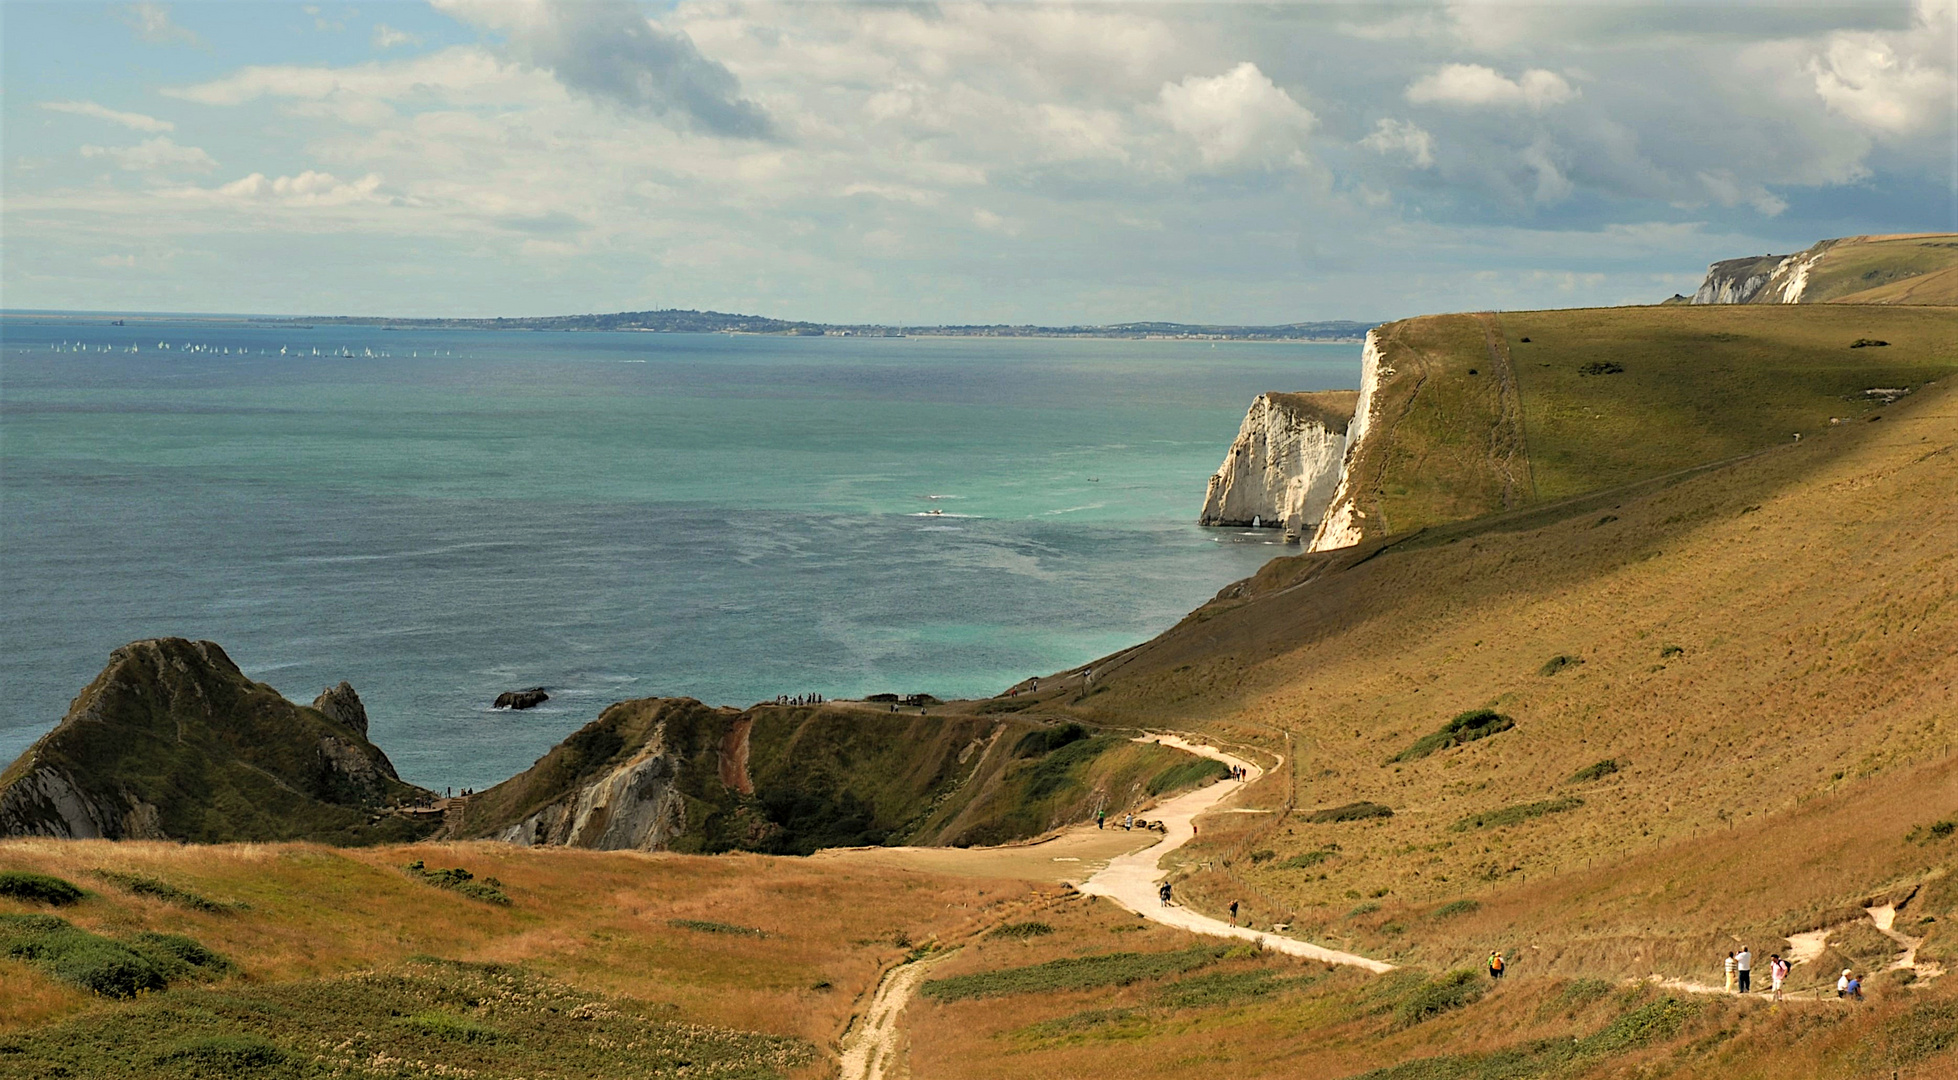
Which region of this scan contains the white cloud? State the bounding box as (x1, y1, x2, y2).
(39, 100, 174, 133)
(80, 137, 215, 174)
(1158, 62, 1316, 170)
(167, 48, 546, 107)
(1518, 141, 1572, 203)
(121, 2, 200, 47)
(1696, 170, 1788, 216)
(1808, 28, 1949, 134)
(207, 170, 386, 206)
(93, 254, 139, 268)
(372, 24, 421, 50)
(1407, 64, 1575, 110)
(1361, 118, 1436, 168)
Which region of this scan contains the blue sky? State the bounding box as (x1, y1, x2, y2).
(3, 0, 1952, 323)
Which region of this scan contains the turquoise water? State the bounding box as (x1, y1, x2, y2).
(0, 317, 1361, 790)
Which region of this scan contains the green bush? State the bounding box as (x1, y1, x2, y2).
(1432, 900, 1481, 919)
(1014, 723, 1090, 757)
(1658, 644, 1685, 659)
(1248, 849, 1276, 864)
(0, 871, 85, 906)
(990, 921, 1054, 939)
(400, 1010, 502, 1043)
(153, 1034, 285, 1069)
(1391, 710, 1516, 763)
(1154, 968, 1313, 1008)
(404, 861, 511, 905)
(668, 919, 767, 938)
(0, 913, 178, 997)
(1907, 819, 1956, 844)
(1453, 797, 1584, 832)
(1395, 969, 1485, 1027)
(1569, 759, 1622, 783)
(1281, 849, 1338, 869)
(92, 869, 232, 913)
(921, 945, 1224, 1002)
(130, 932, 234, 979)
(1308, 802, 1394, 823)
(1538, 655, 1584, 676)
(1145, 757, 1232, 796)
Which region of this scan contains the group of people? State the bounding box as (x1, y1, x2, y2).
(774, 693, 823, 706)
(1226, 764, 1249, 780)
(1722, 948, 1807, 1001)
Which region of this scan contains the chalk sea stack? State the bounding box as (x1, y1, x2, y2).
(1199, 390, 1360, 543)
(0, 639, 438, 844)
(495, 687, 550, 710)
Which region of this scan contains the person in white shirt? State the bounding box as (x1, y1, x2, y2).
(1736, 947, 1752, 994)
(1836, 969, 1852, 996)
(1723, 952, 1738, 992)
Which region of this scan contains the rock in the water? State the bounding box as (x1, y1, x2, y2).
(495, 687, 550, 710)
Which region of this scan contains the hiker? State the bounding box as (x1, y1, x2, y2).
(1724, 952, 1738, 993)
(1487, 951, 1505, 980)
(1770, 954, 1789, 1001)
(1096, 808, 1106, 830)
(1736, 946, 1752, 994)
(1837, 969, 1863, 999)
(1229, 900, 1240, 924)
(1159, 882, 1173, 907)
(1123, 812, 1133, 831)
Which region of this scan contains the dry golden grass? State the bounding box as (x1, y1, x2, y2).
(1057, 374, 1957, 990)
(0, 837, 1054, 1058)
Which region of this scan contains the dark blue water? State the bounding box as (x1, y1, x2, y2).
(0, 316, 1360, 789)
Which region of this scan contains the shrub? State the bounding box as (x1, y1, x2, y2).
(1391, 710, 1515, 763)
(1561, 978, 1614, 1007)
(921, 945, 1224, 1002)
(1453, 797, 1584, 831)
(1014, 723, 1090, 757)
(400, 1010, 501, 1043)
(1578, 361, 1625, 376)
(1395, 970, 1485, 1027)
(404, 861, 511, 905)
(1146, 757, 1231, 796)
(1907, 819, 1956, 844)
(1308, 802, 1394, 823)
(990, 921, 1054, 939)
(668, 919, 767, 938)
(1281, 849, 1338, 869)
(1432, 900, 1481, 920)
(0, 913, 178, 998)
(1570, 759, 1622, 783)
(92, 869, 231, 912)
(1538, 654, 1584, 677)
(129, 932, 234, 978)
(1658, 643, 1685, 659)
(1347, 902, 1380, 917)
(153, 1034, 285, 1069)
(1154, 969, 1312, 1008)
(0, 872, 85, 906)
(1248, 849, 1276, 864)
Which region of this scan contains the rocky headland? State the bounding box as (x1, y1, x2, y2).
(1198, 390, 1359, 542)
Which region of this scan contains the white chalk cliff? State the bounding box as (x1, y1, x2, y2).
(1200, 390, 1359, 542)
(1690, 246, 1826, 304)
(1308, 330, 1386, 551)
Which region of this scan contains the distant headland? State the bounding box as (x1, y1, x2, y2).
(281, 310, 1380, 342)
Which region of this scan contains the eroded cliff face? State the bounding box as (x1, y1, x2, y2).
(1200, 390, 1360, 541)
(1309, 331, 1388, 552)
(1690, 243, 1830, 304)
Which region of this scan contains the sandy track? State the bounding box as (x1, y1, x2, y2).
(837, 946, 962, 1080)
(1077, 735, 1394, 972)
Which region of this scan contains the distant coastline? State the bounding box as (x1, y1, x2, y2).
(2, 307, 1377, 344)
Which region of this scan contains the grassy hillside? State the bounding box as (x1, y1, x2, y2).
(1799, 234, 1958, 303)
(1332, 303, 1955, 539)
(449, 697, 1212, 854)
(0, 640, 438, 846)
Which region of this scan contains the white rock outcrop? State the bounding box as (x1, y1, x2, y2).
(1308, 330, 1387, 552)
(1200, 390, 1358, 542)
(1690, 246, 1825, 304)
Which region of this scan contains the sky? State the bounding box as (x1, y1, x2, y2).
(2, 0, 1953, 324)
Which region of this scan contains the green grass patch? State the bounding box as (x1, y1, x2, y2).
(989, 921, 1054, 939)
(668, 918, 767, 938)
(1013, 1007, 1148, 1042)
(1537, 654, 1584, 676)
(1569, 759, 1622, 783)
(0, 914, 229, 998)
(1280, 847, 1339, 869)
(0, 871, 85, 906)
(1431, 900, 1480, 919)
(1453, 797, 1584, 831)
(91, 869, 235, 913)
(1395, 969, 1485, 1027)
(403, 860, 511, 906)
(921, 945, 1225, 1002)
(1353, 996, 1700, 1079)
(1014, 722, 1091, 757)
(1391, 710, 1515, 763)
(1154, 968, 1317, 1008)
(1145, 756, 1232, 796)
(0, 957, 810, 1079)
(1308, 802, 1394, 823)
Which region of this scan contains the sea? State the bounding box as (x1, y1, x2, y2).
(0, 315, 1361, 791)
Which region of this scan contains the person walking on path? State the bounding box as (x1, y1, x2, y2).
(1229, 900, 1240, 925)
(1736, 947, 1752, 994)
(1123, 812, 1134, 831)
(1158, 882, 1173, 907)
(1096, 808, 1106, 830)
(1487, 952, 1505, 980)
(1770, 955, 1789, 1002)
(1724, 952, 1738, 993)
